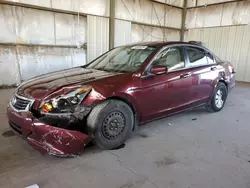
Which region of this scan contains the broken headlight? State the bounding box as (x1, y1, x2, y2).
(40, 85, 92, 113)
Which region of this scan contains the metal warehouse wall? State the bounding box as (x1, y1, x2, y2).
(154, 0, 184, 7)
(0, 5, 87, 84)
(114, 0, 182, 46)
(185, 0, 250, 82)
(0, 0, 182, 87)
(0, 3, 91, 86)
(187, 0, 238, 7)
(131, 24, 180, 43)
(87, 15, 109, 62)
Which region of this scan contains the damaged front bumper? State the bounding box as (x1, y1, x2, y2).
(7, 105, 92, 156)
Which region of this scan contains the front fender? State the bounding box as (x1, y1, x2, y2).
(83, 89, 141, 118)
(108, 92, 140, 114)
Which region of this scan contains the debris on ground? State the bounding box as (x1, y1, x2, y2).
(139, 133, 148, 138)
(2, 130, 15, 137)
(155, 156, 176, 167)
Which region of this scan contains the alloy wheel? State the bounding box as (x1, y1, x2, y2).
(215, 89, 224, 109)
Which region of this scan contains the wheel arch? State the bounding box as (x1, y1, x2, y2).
(106, 96, 136, 113)
(206, 78, 228, 112)
(208, 78, 228, 105)
(218, 79, 228, 90)
(213, 77, 228, 91)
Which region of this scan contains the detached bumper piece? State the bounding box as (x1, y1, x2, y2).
(28, 121, 90, 156)
(7, 106, 91, 157)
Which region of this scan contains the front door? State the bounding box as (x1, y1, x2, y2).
(136, 46, 194, 122)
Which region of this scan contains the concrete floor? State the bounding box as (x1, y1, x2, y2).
(1, 83, 250, 188)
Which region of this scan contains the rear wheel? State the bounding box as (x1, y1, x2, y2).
(87, 100, 134, 149)
(206, 82, 228, 112)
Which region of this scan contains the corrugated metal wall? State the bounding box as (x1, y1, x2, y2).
(17, 46, 86, 80)
(131, 24, 180, 43)
(185, 0, 250, 82)
(87, 15, 109, 62)
(115, 0, 182, 29)
(0, 0, 111, 86)
(2, 0, 110, 16)
(115, 0, 182, 48)
(154, 0, 184, 7)
(187, 0, 237, 7)
(0, 3, 88, 85)
(0, 46, 20, 86)
(186, 1, 250, 28)
(114, 22, 180, 47)
(0, 0, 182, 86)
(114, 19, 131, 47)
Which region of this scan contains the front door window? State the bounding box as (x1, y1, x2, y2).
(152, 47, 185, 71)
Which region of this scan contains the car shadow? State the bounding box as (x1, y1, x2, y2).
(54, 107, 211, 158)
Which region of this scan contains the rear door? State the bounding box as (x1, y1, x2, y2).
(184, 46, 218, 104)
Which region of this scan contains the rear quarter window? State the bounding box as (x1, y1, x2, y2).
(206, 52, 215, 64)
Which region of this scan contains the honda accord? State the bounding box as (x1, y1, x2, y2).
(7, 41, 236, 156)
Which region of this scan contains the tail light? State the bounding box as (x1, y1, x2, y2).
(228, 64, 236, 74)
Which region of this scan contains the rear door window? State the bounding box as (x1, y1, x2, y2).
(186, 47, 208, 67)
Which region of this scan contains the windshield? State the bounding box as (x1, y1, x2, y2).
(86, 46, 156, 73)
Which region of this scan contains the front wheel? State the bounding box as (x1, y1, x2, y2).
(206, 82, 228, 112)
(87, 100, 134, 149)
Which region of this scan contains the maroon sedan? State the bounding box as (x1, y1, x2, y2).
(7, 41, 236, 156)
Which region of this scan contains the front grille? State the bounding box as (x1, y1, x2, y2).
(11, 95, 32, 111)
(9, 121, 22, 135)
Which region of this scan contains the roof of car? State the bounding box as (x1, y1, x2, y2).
(126, 41, 201, 48)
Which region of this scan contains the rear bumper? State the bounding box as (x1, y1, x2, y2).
(7, 105, 90, 156)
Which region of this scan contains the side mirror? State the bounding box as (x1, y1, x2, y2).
(150, 65, 168, 75)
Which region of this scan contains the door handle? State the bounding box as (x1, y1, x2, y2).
(180, 73, 192, 79)
(211, 66, 217, 71)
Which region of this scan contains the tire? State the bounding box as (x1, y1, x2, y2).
(206, 82, 228, 112)
(87, 100, 134, 149)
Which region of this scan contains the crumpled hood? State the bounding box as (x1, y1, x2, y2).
(16, 67, 119, 99)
